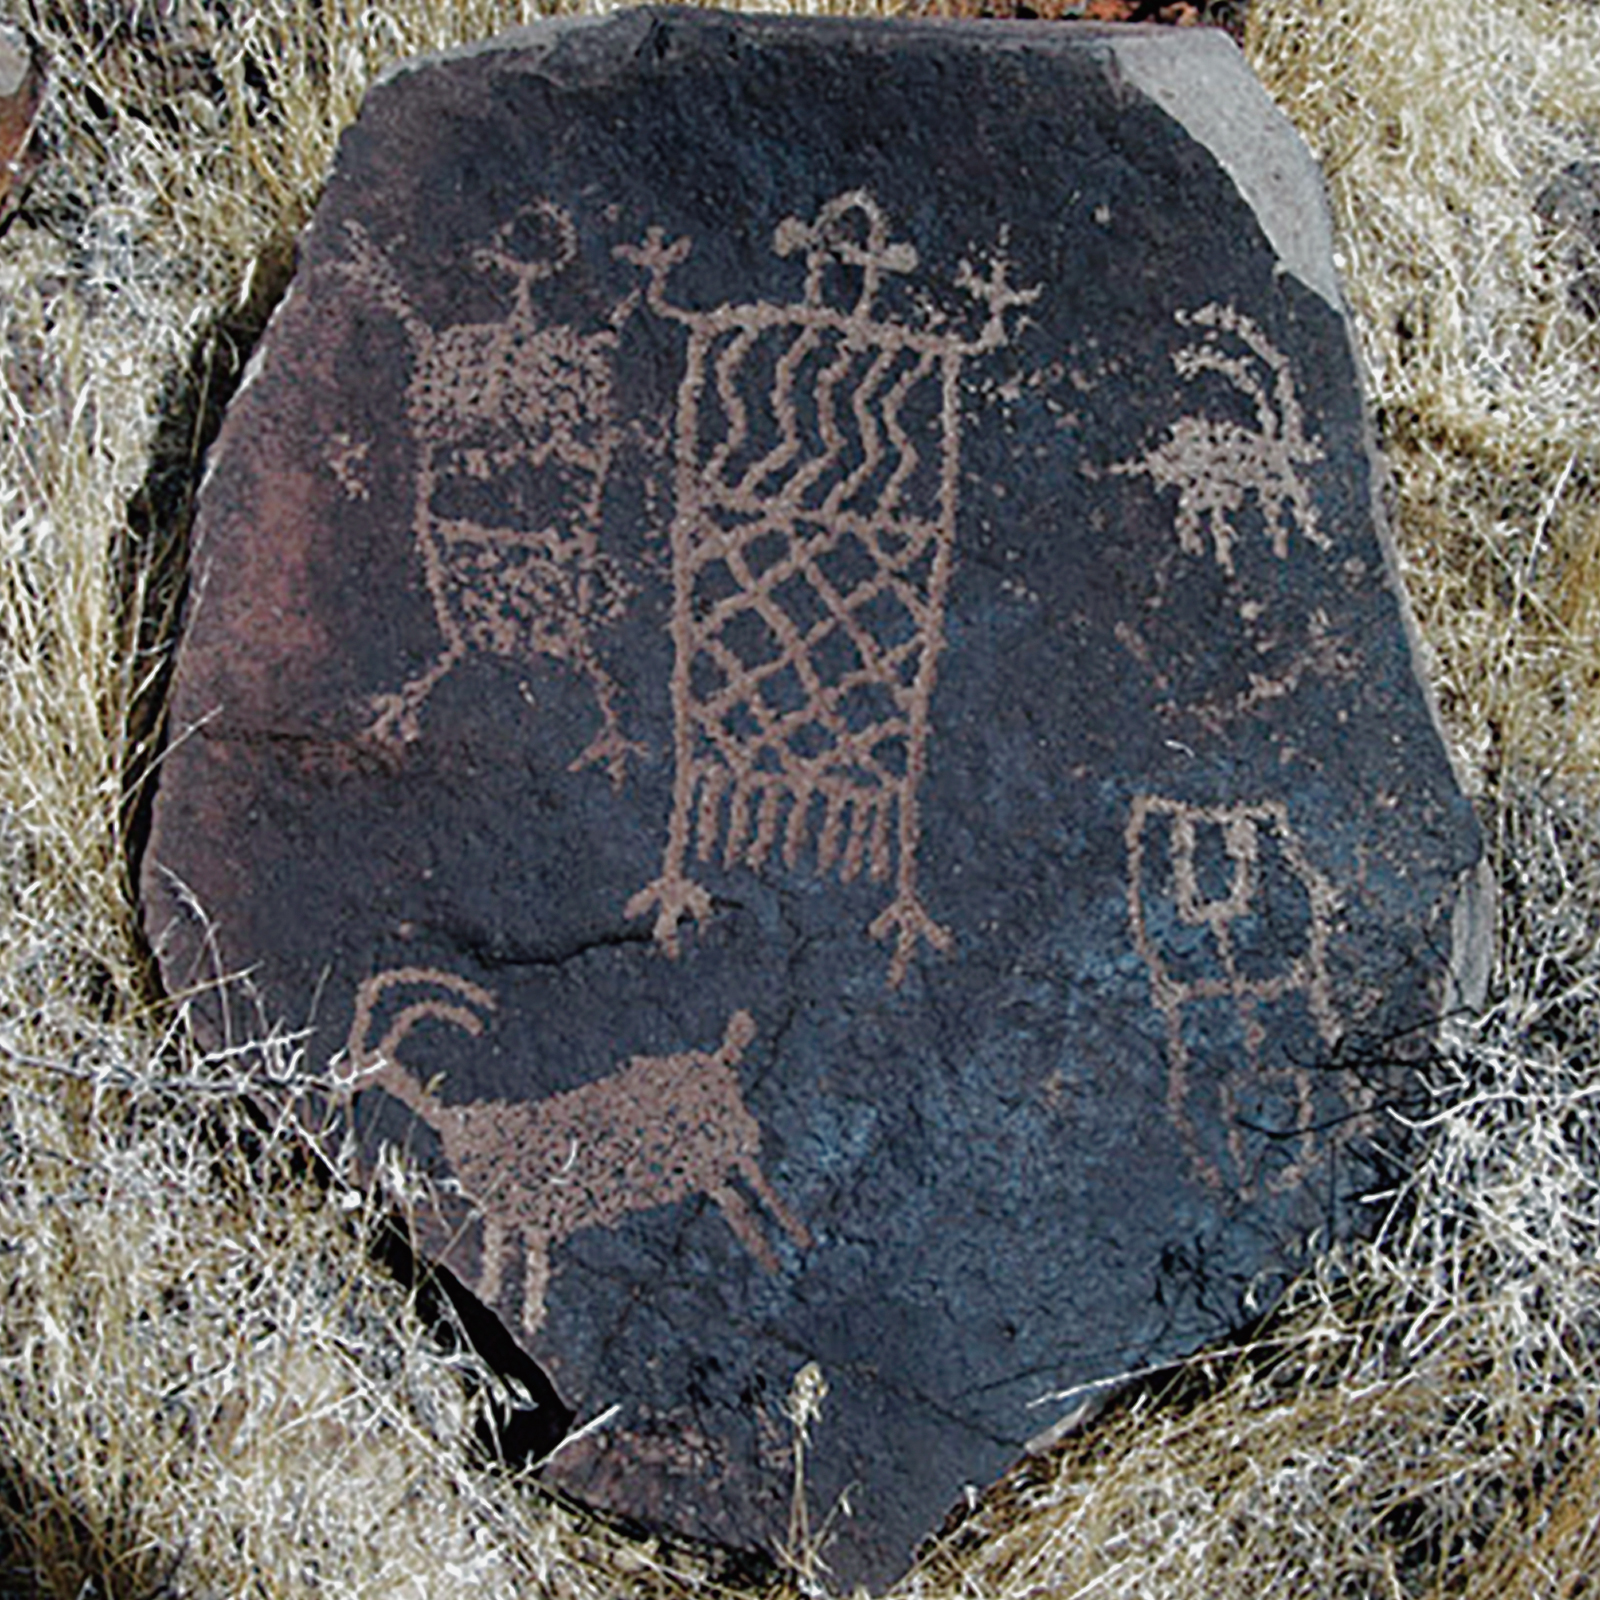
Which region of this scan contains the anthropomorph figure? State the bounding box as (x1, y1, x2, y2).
(336, 200, 643, 786)
(1126, 795, 1355, 1197)
(619, 190, 1038, 986)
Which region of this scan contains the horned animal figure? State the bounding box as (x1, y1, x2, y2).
(1110, 302, 1329, 577)
(346, 967, 811, 1334)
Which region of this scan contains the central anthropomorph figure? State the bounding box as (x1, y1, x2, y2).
(621, 190, 1038, 987)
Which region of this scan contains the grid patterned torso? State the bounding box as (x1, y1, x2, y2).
(622, 192, 1036, 987)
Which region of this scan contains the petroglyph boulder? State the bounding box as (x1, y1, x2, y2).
(142, 10, 1490, 1589)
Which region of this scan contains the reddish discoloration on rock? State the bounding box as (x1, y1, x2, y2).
(0, 26, 40, 221)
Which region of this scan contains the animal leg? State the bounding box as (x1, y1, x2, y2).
(520, 1233, 554, 1338)
(707, 1182, 780, 1272)
(735, 1155, 812, 1252)
(477, 1213, 506, 1309)
(568, 651, 646, 790)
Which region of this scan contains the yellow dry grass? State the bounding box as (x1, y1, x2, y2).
(1250, 0, 1600, 790)
(0, 0, 1596, 1596)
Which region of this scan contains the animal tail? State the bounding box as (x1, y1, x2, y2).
(717, 1009, 758, 1064)
(344, 965, 497, 1115)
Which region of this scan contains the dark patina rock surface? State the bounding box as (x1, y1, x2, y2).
(143, 11, 1489, 1588)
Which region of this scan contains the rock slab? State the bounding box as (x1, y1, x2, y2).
(143, 11, 1488, 1589)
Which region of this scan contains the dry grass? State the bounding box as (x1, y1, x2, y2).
(1249, 0, 1600, 791)
(0, 0, 1596, 1595)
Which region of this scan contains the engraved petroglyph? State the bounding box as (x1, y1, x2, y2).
(334, 203, 643, 786)
(326, 431, 373, 501)
(345, 967, 810, 1334)
(1126, 796, 1351, 1198)
(1115, 603, 1361, 737)
(1111, 304, 1328, 577)
(618, 191, 1038, 986)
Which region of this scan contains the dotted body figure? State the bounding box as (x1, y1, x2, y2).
(619, 191, 1037, 986)
(337, 202, 642, 786)
(345, 969, 810, 1336)
(1126, 795, 1351, 1197)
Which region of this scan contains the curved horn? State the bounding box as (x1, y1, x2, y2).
(345, 966, 497, 1114)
